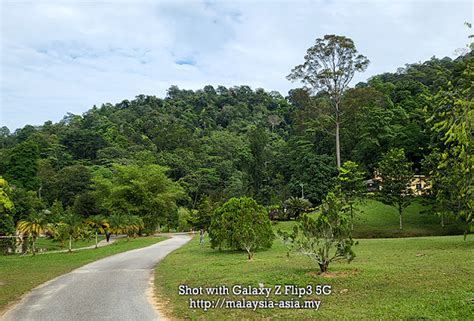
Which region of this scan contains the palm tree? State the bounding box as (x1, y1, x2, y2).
(108, 214, 143, 241)
(108, 213, 127, 236)
(59, 212, 83, 252)
(16, 212, 50, 255)
(86, 215, 109, 248)
(124, 215, 144, 240)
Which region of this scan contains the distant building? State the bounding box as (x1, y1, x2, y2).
(365, 174, 430, 195)
(410, 175, 431, 196)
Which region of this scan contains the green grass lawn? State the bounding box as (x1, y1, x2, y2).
(0, 236, 166, 311)
(275, 199, 464, 238)
(155, 235, 474, 320)
(34, 235, 106, 252)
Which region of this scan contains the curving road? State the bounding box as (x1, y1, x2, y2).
(1, 235, 191, 321)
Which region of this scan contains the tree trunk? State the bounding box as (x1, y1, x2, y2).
(350, 204, 354, 231)
(318, 262, 329, 273)
(441, 213, 445, 228)
(95, 232, 98, 249)
(32, 235, 36, 256)
(246, 248, 253, 260)
(335, 120, 341, 168)
(399, 205, 403, 230)
(69, 235, 72, 252)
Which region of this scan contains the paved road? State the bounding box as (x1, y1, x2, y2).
(2, 235, 191, 321)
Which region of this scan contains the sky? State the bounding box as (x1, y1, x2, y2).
(0, 0, 472, 131)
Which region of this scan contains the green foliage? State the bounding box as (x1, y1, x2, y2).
(428, 58, 473, 233)
(0, 178, 14, 234)
(16, 211, 50, 255)
(288, 192, 355, 272)
(377, 148, 413, 229)
(283, 197, 312, 220)
(55, 210, 85, 252)
(284, 138, 337, 204)
(191, 196, 215, 230)
(209, 197, 274, 259)
(107, 213, 143, 238)
(4, 140, 40, 190)
(0, 51, 471, 235)
(0, 177, 14, 214)
(9, 188, 44, 223)
(177, 207, 192, 232)
(85, 215, 109, 248)
(57, 165, 92, 207)
(93, 164, 184, 233)
(336, 161, 365, 229)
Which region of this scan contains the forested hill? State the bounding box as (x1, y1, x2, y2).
(0, 52, 472, 223)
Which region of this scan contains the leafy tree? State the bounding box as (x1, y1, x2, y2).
(57, 165, 92, 207)
(177, 207, 192, 232)
(9, 188, 44, 223)
(336, 161, 365, 230)
(73, 192, 99, 217)
(0, 177, 14, 232)
(4, 140, 40, 190)
(245, 126, 270, 202)
(339, 87, 398, 172)
(191, 196, 215, 230)
(377, 148, 413, 230)
(288, 34, 370, 168)
(17, 211, 50, 255)
(284, 138, 337, 204)
(289, 192, 355, 272)
(93, 164, 185, 233)
(428, 59, 473, 233)
(0, 177, 15, 253)
(209, 197, 274, 260)
(49, 199, 65, 223)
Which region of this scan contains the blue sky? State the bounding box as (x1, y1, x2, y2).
(1, 0, 472, 130)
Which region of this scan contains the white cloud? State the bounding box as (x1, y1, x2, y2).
(1, 0, 472, 130)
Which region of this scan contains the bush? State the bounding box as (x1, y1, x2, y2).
(284, 197, 312, 220)
(288, 192, 355, 272)
(209, 197, 274, 259)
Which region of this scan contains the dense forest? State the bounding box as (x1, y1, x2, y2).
(0, 50, 472, 235)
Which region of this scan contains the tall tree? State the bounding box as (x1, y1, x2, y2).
(428, 55, 473, 233)
(287, 34, 369, 168)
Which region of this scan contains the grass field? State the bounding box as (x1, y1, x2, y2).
(275, 199, 464, 238)
(34, 235, 106, 252)
(0, 236, 166, 311)
(154, 235, 474, 320)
